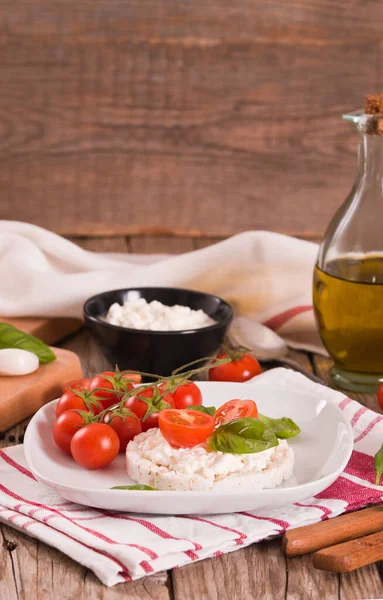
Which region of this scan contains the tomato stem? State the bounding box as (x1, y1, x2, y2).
(92, 355, 232, 423)
(221, 341, 257, 362)
(171, 356, 221, 375)
(119, 369, 163, 380)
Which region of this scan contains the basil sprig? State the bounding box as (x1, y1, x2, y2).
(257, 414, 301, 439)
(0, 322, 56, 364)
(188, 405, 216, 416)
(111, 484, 157, 491)
(374, 444, 383, 486)
(209, 417, 279, 454)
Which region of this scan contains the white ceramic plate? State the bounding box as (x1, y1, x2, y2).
(24, 381, 353, 515)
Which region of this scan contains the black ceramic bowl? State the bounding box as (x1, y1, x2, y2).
(83, 287, 233, 378)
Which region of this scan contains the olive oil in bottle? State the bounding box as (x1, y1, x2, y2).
(314, 94, 383, 391)
(313, 256, 383, 376)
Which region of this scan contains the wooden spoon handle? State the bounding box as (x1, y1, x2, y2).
(283, 506, 383, 556)
(313, 530, 383, 572)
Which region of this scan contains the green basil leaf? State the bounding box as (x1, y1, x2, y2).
(374, 443, 383, 486)
(188, 405, 216, 416)
(258, 414, 301, 439)
(0, 322, 56, 364)
(111, 485, 158, 491)
(209, 417, 278, 454)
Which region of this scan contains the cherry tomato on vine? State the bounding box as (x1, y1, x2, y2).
(63, 377, 92, 392)
(124, 384, 175, 431)
(103, 409, 142, 452)
(53, 410, 90, 455)
(377, 383, 383, 411)
(55, 389, 102, 417)
(88, 369, 141, 409)
(158, 409, 215, 448)
(70, 423, 120, 470)
(170, 380, 202, 409)
(209, 352, 262, 383)
(214, 399, 258, 428)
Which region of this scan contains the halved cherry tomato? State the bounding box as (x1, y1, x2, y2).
(63, 378, 92, 392)
(171, 381, 202, 409)
(209, 352, 262, 383)
(103, 409, 142, 452)
(53, 410, 89, 455)
(88, 370, 140, 410)
(214, 399, 258, 427)
(70, 423, 120, 470)
(55, 389, 102, 417)
(158, 409, 215, 448)
(124, 384, 175, 431)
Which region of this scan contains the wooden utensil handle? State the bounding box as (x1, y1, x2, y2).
(313, 530, 383, 572)
(283, 506, 383, 556)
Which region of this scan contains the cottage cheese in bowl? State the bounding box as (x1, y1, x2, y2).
(126, 428, 294, 491)
(105, 298, 215, 331)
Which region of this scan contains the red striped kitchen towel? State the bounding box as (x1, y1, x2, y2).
(1, 369, 382, 586)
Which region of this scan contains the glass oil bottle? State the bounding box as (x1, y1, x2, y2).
(313, 94, 383, 392)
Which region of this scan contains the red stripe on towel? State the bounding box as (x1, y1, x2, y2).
(262, 306, 313, 331)
(338, 397, 352, 411)
(350, 407, 368, 427)
(294, 502, 332, 521)
(240, 512, 289, 531)
(0, 450, 36, 481)
(183, 515, 247, 545)
(354, 415, 383, 444)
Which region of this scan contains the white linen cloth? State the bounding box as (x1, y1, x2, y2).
(1, 369, 382, 586)
(0, 221, 322, 358)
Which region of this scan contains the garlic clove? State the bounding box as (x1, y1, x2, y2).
(0, 348, 39, 376)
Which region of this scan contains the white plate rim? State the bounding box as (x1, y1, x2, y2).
(24, 383, 354, 500)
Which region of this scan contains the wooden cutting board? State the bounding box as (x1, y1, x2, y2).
(0, 347, 83, 432)
(0, 316, 83, 345)
(0, 317, 83, 432)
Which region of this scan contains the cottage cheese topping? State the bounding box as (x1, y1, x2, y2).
(105, 298, 215, 331)
(126, 428, 294, 491)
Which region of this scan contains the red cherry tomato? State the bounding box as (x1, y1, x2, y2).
(63, 378, 92, 392)
(55, 390, 102, 418)
(103, 410, 142, 452)
(88, 370, 140, 409)
(209, 352, 262, 383)
(378, 383, 383, 411)
(53, 410, 88, 455)
(70, 423, 120, 470)
(214, 399, 259, 427)
(171, 381, 202, 409)
(124, 384, 175, 431)
(158, 409, 215, 448)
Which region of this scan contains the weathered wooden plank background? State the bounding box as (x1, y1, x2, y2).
(0, 1, 382, 236)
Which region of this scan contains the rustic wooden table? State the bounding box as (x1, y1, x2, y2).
(1, 235, 383, 600)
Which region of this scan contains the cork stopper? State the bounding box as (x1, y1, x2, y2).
(365, 94, 383, 115)
(356, 94, 383, 135)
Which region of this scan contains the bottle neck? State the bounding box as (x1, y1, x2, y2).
(358, 132, 383, 186)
